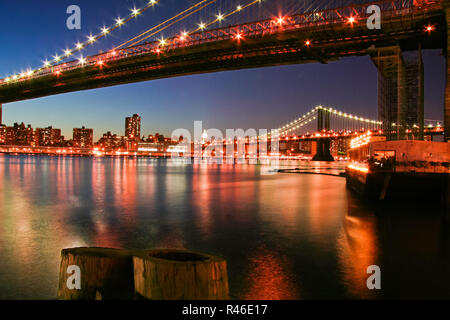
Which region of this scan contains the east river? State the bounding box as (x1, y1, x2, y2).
(0, 155, 448, 299)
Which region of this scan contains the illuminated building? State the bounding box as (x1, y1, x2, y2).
(0, 126, 14, 145)
(35, 126, 62, 146)
(12, 122, 34, 146)
(73, 126, 93, 148)
(96, 131, 126, 150)
(125, 114, 141, 141)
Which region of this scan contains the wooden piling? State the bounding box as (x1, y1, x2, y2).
(57, 247, 136, 300)
(133, 249, 229, 300)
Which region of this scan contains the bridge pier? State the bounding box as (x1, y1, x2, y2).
(311, 138, 334, 162)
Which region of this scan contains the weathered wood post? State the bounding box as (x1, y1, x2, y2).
(133, 249, 229, 300)
(57, 247, 136, 300)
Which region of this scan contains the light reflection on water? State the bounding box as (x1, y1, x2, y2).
(0, 155, 448, 299)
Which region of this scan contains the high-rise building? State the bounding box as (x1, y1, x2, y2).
(125, 114, 141, 141)
(35, 126, 62, 146)
(73, 126, 93, 148)
(13, 122, 34, 146)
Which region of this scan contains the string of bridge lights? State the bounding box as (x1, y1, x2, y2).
(121, 0, 222, 49)
(1, 0, 265, 85)
(115, 0, 218, 50)
(315, 106, 382, 125)
(259, 105, 382, 139)
(151, 0, 264, 49)
(2, 0, 162, 83)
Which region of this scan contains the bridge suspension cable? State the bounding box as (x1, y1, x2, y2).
(115, 0, 217, 50)
(1, 0, 163, 81)
(124, 0, 266, 49)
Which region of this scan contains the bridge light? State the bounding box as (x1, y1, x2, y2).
(88, 35, 96, 43)
(43, 60, 51, 67)
(237, 5, 242, 11)
(116, 17, 124, 26)
(159, 38, 167, 46)
(305, 40, 311, 46)
(277, 17, 284, 25)
(347, 16, 356, 25)
(27, 70, 33, 76)
(97, 60, 104, 66)
(12, 74, 18, 80)
(235, 33, 242, 40)
(53, 54, 61, 62)
(101, 26, 109, 34)
(199, 22, 206, 30)
(131, 8, 140, 16)
(64, 49, 72, 57)
(5, 77, 10, 82)
(149, 0, 157, 4)
(179, 31, 188, 41)
(217, 13, 224, 21)
(425, 25, 435, 33)
(76, 42, 83, 50)
(78, 56, 86, 65)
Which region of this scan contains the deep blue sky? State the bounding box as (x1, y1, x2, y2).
(0, 0, 445, 140)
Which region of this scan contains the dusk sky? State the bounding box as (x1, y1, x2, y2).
(0, 0, 445, 140)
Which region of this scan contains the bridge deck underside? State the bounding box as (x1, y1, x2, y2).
(0, 8, 445, 104)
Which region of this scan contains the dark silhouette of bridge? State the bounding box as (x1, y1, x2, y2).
(0, 0, 449, 141)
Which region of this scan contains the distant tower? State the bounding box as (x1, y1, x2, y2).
(125, 114, 141, 141)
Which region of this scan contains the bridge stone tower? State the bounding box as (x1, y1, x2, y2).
(312, 108, 334, 161)
(370, 45, 424, 141)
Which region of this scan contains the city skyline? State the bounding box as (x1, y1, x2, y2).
(0, 0, 446, 141)
(0, 112, 175, 148)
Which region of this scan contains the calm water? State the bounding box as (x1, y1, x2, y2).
(0, 155, 449, 299)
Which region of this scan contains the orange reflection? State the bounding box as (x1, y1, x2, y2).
(243, 247, 299, 300)
(336, 208, 379, 299)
